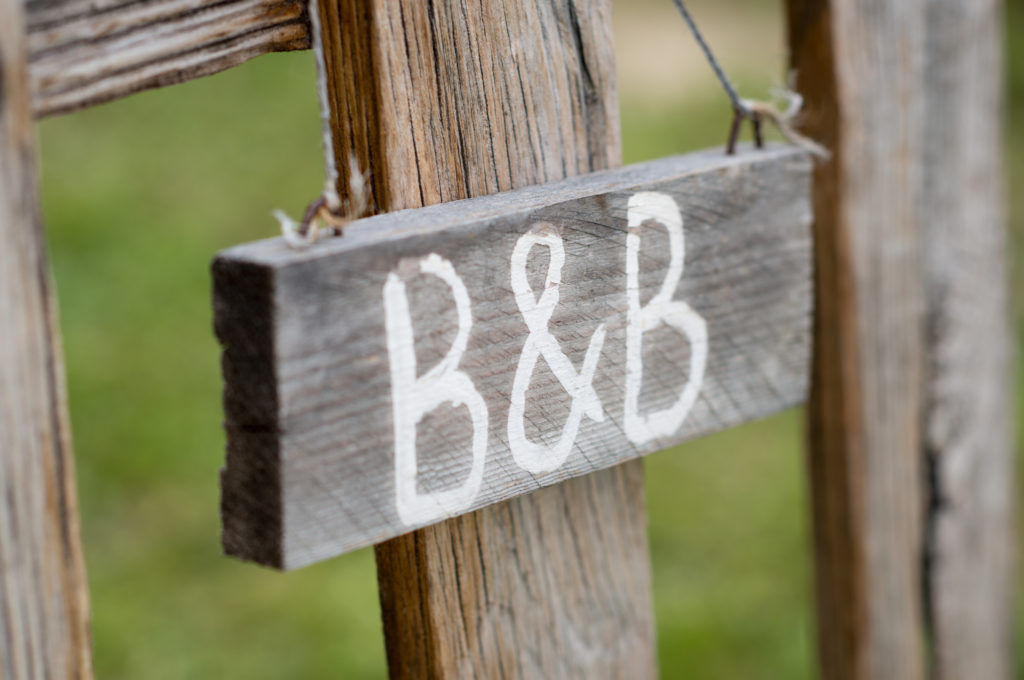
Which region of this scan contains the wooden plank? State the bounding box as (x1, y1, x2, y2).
(787, 1, 928, 678)
(27, 0, 310, 118)
(311, 2, 658, 677)
(922, 1, 1014, 677)
(0, 0, 94, 676)
(215, 146, 813, 570)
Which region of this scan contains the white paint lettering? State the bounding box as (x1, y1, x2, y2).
(383, 254, 488, 526)
(508, 225, 606, 473)
(623, 192, 708, 445)
(383, 191, 708, 511)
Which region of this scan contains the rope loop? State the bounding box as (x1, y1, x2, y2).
(671, 0, 829, 160)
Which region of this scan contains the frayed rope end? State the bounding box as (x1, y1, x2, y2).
(273, 154, 370, 249)
(741, 90, 831, 161)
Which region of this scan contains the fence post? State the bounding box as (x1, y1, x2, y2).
(787, 0, 1014, 677)
(311, 1, 657, 677)
(922, 0, 1014, 676)
(786, 1, 929, 678)
(0, 0, 94, 677)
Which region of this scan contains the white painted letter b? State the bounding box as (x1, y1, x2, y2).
(624, 192, 708, 445)
(384, 254, 488, 526)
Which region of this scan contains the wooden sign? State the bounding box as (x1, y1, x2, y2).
(215, 146, 812, 570)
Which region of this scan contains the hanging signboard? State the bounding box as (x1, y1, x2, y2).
(214, 146, 812, 569)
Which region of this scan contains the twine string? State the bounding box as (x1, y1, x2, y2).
(671, 0, 829, 160)
(670, 0, 748, 116)
(274, 0, 369, 249)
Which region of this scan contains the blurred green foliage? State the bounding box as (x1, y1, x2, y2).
(1005, 0, 1024, 672)
(33, 2, 1020, 678)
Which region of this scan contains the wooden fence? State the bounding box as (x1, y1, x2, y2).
(1, 0, 1012, 678)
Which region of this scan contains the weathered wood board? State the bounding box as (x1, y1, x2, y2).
(215, 145, 812, 570)
(27, 0, 310, 117)
(922, 2, 1014, 677)
(786, 1, 938, 678)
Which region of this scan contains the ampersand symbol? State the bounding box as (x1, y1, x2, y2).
(507, 225, 606, 474)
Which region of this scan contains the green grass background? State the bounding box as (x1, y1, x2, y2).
(34, 1, 1022, 677)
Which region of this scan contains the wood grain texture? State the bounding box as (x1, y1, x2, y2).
(27, 0, 310, 118)
(787, 1, 928, 679)
(283, 1, 654, 676)
(922, 1, 1014, 677)
(0, 0, 94, 676)
(374, 458, 653, 679)
(215, 147, 813, 569)
(315, 0, 621, 215)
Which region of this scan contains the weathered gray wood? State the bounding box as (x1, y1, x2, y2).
(787, 1, 929, 679)
(215, 146, 813, 570)
(0, 0, 94, 676)
(321, 2, 657, 678)
(27, 0, 310, 118)
(922, 1, 1014, 677)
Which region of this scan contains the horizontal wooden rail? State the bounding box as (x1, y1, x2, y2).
(27, 0, 311, 117)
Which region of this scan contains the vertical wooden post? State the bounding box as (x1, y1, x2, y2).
(786, 2, 928, 679)
(314, 1, 657, 677)
(788, 0, 1014, 678)
(922, 1, 1014, 677)
(0, 0, 94, 677)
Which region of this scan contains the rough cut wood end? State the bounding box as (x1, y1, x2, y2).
(27, 0, 312, 117)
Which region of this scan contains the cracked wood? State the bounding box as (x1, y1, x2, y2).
(787, 1, 930, 677)
(922, 0, 1014, 677)
(788, 1, 1015, 677)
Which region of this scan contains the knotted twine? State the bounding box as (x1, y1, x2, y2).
(671, 0, 829, 160)
(273, 0, 368, 248)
